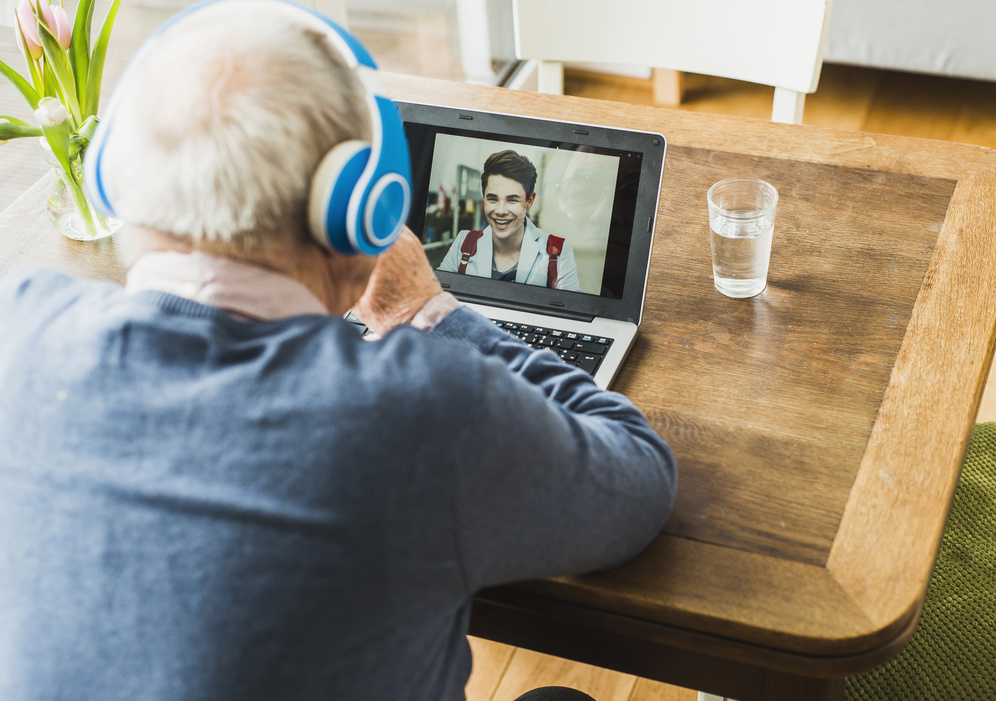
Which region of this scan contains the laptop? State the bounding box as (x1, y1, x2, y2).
(380, 101, 666, 389)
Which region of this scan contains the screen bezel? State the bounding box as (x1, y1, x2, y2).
(398, 101, 666, 324)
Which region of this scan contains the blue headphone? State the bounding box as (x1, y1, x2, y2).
(83, 0, 412, 256)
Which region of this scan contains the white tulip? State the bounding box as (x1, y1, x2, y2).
(35, 97, 68, 127)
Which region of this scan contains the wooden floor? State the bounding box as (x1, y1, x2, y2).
(467, 636, 691, 701)
(564, 64, 996, 149)
(3, 6, 996, 698)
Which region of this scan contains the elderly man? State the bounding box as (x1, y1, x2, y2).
(0, 2, 676, 701)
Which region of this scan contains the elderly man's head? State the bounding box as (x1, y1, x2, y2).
(99, 1, 370, 254)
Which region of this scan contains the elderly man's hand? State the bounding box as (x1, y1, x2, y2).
(351, 228, 443, 336)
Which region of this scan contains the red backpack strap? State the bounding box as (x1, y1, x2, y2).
(457, 230, 484, 274)
(546, 235, 565, 288)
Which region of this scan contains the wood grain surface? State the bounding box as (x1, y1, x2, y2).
(634, 146, 955, 565)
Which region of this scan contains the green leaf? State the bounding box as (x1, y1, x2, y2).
(0, 115, 34, 127)
(30, 62, 45, 96)
(42, 57, 58, 98)
(75, 114, 99, 141)
(0, 121, 43, 140)
(37, 21, 82, 125)
(68, 133, 87, 158)
(41, 120, 75, 180)
(67, 113, 99, 157)
(70, 0, 96, 113)
(85, 0, 121, 118)
(0, 56, 42, 110)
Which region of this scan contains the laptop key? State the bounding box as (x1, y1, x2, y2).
(574, 341, 606, 356)
(577, 354, 601, 374)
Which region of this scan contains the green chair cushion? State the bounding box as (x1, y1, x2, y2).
(845, 422, 996, 700)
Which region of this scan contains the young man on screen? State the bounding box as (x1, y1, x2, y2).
(438, 149, 581, 291)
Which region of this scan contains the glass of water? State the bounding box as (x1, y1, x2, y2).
(707, 178, 778, 298)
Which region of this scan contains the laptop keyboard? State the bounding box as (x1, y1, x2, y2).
(345, 313, 614, 377)
(490, 319, 614, 376)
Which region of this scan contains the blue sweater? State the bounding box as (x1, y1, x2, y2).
(0, 268, 676, 701)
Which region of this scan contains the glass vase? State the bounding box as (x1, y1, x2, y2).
(40, 138, 121, 242)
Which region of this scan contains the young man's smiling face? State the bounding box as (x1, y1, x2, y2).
(483, 174, 536, 245)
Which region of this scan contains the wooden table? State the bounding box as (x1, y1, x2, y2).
(3, 75, 996, 700)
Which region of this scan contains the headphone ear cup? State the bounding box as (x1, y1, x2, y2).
(308, 139, 371, 254)
(363, 172, 409, 250)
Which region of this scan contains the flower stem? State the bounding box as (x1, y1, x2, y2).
(57, 161, 99, 240)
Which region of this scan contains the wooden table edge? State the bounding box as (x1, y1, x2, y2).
(476, 533, 919, 666)
(471, 580, 922, 682)
(827, 168, 996, 627)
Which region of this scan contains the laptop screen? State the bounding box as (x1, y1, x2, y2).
(399, 102, 666, 323)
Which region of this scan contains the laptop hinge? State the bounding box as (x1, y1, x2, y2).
(454, 293, 595, 323)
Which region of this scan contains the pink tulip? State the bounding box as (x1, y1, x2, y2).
(39, 2, 71, 50)
(14, 0, 43, 60)
(13, 0, 71, 59)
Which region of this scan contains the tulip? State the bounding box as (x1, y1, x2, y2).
(35, 96, 68, 126)
(14, 0, 71, 59)
(38, 1, 72, 51)
(14, 0, 43, 61)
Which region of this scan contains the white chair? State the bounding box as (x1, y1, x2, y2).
(511, 0, 832, 124)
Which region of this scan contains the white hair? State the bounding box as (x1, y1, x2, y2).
(101, 1, 370, 251)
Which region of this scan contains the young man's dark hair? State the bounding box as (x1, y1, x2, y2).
(481, 149, 538, 195)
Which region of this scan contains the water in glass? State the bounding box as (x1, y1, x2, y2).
(710, 217, 773, 298)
